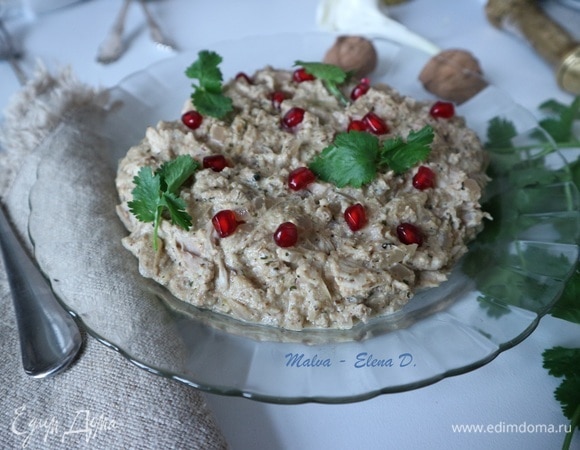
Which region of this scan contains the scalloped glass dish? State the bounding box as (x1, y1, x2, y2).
(28, 33, 579, 403)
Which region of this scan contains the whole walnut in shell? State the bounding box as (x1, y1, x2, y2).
(419, 49, 488, 104)
(323, 36, 378, 78)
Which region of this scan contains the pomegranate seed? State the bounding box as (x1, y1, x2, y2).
(281, 107, 305, 130)
(412, 166, 436, 190)
(347, 119, 367, 132)
(350, 81, 370, 101)
(235, 72, 252, 84)
(293, 68, 315, 83)
(203, 155, 228, 172)
(274, 222, 298, 247)
(362, 112, 389, 135)
(430, 101, 455, 119)
(397, 223, 423, 246)
(288, 167, 316, 190)
(212, 210, 242, 238)
(344, 203, 367, 231)
(270, 91, 288, 109)
(181, 110, 203, 130)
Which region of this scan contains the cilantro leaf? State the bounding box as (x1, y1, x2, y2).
(379, 125, 434, 174)
(538, 99, 576, 117)
(309, 131, 379, 188)
(185, 50, 233, 119)
(162, 192, 192, 229)
(308, 126, 433, 188)
(543, 346, 580, 378)
(550, 269, 580, 324)
(537, 97, 580, 143)
(295, 60, 348, 84)
(157, 154, 200, 194)
(485, 116, 517, 149)
(295, 60, 349, 105)
(185, 50, 224, 93)
(542, 348, 580, 438)
(191, 90, 233, 121)
(128, 155, 198, 250)
(128, 167, 161, 223)
(555, 376, 580, 428)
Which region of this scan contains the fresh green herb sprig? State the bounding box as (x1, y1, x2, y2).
(309, 126, 434, 188)
(485, 97, 580, 154)
(185, 50, 233, 119)
(128, 155, 199, 251)
(474, 96, 580, 450)
(542, 346, 580, 449)
(295, 60, 350, 105)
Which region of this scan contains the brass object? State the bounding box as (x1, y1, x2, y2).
(486, 0, 580, 94)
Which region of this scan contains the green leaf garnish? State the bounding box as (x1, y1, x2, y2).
(309, 126, 433, 188)
(537, 97, 580, 143)
(185, 50, 233, 119)
(551, 269, 580, 324)
(295, 60, 350, 105)
(128, 155, 199, 250)
(480, 96, 580, 450)
(380, 126, 434, 174)
(309, 131, 379, 188)
(542, 347, 580, 448)
(485, 116, 517, 149)
(543, 347, 580, 378)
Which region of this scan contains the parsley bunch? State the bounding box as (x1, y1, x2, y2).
(185, 50, 233, 119)
(309, 126, 434, 188)
(128, 155, 199, 250)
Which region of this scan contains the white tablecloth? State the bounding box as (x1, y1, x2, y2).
(1, 1, 579, 449)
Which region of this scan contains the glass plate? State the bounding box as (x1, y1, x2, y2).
(28, 33, 580, 403)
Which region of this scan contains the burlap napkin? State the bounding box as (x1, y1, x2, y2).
(0, 67, 229, 449)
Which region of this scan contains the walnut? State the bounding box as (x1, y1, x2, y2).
(419, 49, 488, 104)
(323, 36, 378, 78)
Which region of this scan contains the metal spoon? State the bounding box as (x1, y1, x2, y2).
(0, 17, 83, 378)
(0, 205, 83, 378)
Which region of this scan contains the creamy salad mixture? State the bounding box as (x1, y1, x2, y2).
(115, 64, 490, 330)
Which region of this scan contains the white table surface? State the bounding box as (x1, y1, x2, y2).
(1, 1, 579, 449)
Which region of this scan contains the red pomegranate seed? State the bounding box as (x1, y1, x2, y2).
(281, 107, 305, 129)
(212, 210, 242, 238)
(203, 155, 228, 172)
(293, 68, 315, 83)
(397, 223, 423, 246)
(350, 81, 370, 101)
(412, 166, 436, 190)
(270, 91, 288, 109)
(347, 119, 367, 132)
(430, 101, 455, 119)
(288, 167, 316, 191)
(274, 222, 298, 247)
(181, 110, 203, 130)
(344, 203, 367, 231)
(362, 112, 389, 135)
(235, 72, 252, 84)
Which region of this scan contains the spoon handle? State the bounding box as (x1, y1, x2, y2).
(0, 205, 82, 378)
